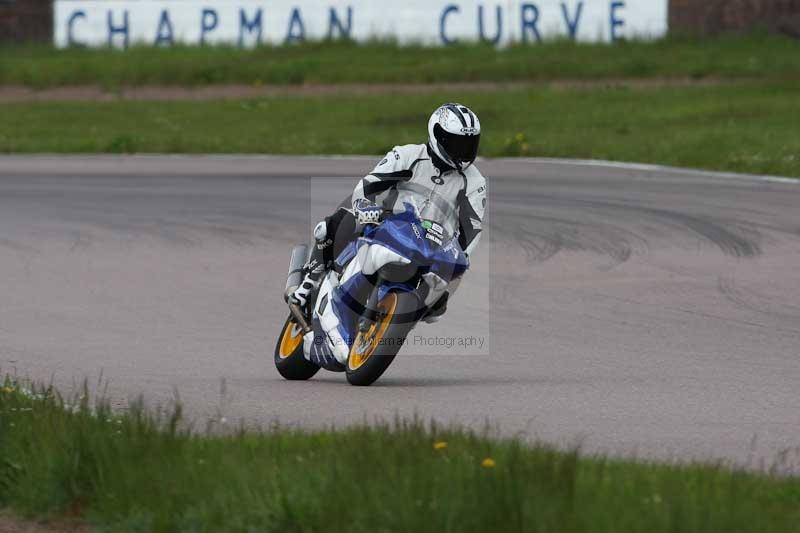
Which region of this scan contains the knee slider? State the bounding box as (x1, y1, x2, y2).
(313, 221, 328, 242)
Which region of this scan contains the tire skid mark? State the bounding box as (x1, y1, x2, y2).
(545, 195, 763, 259)
(718, 275, 800, 323)
(633, 206, 761, 258)
(589, 290, 800, 337)
(491, 273, 534, 314)
(68, 230, 94, 253)
(0, 237, 38, 254)
(55, 212, 277, 248)
(491, 191, 764, 262)
(491, 211, 645, 267)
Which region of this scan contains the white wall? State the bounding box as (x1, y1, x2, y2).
(54, 0, 668, 48)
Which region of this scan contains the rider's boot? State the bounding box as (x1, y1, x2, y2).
(289, 257, 324, 310)
(289, 221, 333, 310)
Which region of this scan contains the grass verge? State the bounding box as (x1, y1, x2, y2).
(1, 379, 799, 532)
(2, 34, 800, 89)
(2, 83, 799, 177)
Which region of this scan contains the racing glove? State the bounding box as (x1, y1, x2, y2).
(354, 198, 383, 225)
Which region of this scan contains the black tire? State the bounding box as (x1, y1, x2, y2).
(345, 291, 420, 386)
(274, 315, 320, 381)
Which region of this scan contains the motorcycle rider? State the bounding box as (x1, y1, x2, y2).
(289, 103, 487, 322)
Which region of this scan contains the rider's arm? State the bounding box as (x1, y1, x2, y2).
(457, 175, 486, 257)
(352, 147, 412, 211)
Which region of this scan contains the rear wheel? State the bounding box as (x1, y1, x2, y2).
(274, 315, 319, 380)
(346, 292, 419, 386)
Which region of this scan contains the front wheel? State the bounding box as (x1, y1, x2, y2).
(346, 292, 420, 386)
(274, 315, 320, 380)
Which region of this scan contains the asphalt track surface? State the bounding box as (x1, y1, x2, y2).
(1, 155, 799, 468)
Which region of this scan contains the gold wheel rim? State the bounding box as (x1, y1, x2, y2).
(279, 320, 304, 359)
(348, 293, 398, 371)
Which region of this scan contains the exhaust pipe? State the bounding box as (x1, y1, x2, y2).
(285, 244, 309, 294)
(284, 244, 312, 334)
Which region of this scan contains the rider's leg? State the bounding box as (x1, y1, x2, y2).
(422, 275, 461, 323)
(288, 220, 328, 308)
(289, 208, 355, 309)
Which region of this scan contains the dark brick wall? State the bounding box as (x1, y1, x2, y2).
(670, 0, 800, 36)
(0, 0, 52, 43)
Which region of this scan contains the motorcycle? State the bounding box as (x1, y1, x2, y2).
(274, 194, 469, 386)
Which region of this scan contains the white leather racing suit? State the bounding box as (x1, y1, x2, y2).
(352, 143, 487, 257)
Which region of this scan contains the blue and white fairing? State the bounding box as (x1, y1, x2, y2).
(305, 203, 469, 369)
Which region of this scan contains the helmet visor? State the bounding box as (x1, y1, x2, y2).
(434, 124, 480, 168)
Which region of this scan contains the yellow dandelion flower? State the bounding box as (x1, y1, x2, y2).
(481, 457, 496, 468)
(1, 386, 14, 394)
(433, 441, 448, 450)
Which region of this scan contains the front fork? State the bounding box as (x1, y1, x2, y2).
(358, 273, 383, 334)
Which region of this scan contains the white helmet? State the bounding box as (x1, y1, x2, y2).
(427, 103, 481, 171)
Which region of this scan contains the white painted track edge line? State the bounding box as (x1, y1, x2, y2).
(493, 157, 798, 184)
(0, 154, 796, 184)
